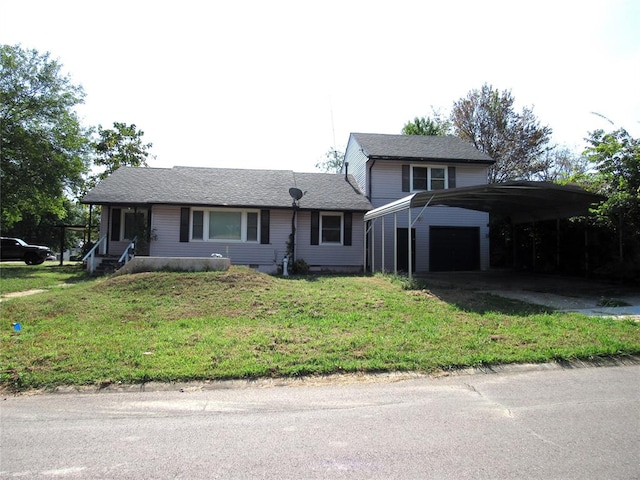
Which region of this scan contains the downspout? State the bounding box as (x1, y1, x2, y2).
(368, 160, 376, 200)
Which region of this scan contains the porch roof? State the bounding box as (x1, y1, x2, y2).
(363, 181, 603, 224)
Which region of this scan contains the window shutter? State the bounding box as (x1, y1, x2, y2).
(402, 165, 410, 192)
(448, 166, 456, 189)
(311, 211, 319, 245)
(260, 209, 270, 244)
(179, 208, 190, 242)
(111, 208, 121, 241)
(344, 212, 352, 246)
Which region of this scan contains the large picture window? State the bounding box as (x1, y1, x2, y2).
(191, 209, 259, 242)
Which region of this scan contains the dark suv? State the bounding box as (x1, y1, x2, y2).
(0, 237, 53, 265)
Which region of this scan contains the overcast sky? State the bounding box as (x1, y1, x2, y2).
(2, 0, 639, 172)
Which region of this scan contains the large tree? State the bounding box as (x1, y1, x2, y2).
(402, 109, 452, 136)
(0, 44, 90, 232)
(581, 127, 640, 263)
(315, 147, 345, 173)
(451, 84, 552, 183)
(91, 122, 153, 184)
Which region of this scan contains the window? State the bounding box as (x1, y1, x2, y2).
(402, 165, 454, 192)
(311, 211, 352, 246)
(321, 213, 342, 244)
(411, 165, 448, 191)
(191, 209, 259, 242)
(192, 211, 204, 240)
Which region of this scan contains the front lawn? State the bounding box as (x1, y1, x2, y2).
(0, 262, 90, 294)
(1, 267, 638, 391)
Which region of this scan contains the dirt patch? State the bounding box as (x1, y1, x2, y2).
(0, 289, 47, 302)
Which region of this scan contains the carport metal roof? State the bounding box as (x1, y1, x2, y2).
(364, 181, 602, 224)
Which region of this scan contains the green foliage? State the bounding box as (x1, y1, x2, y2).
(578, 127, 640, 270)
(315, 147, 344, 173)
(290, 258, 309, 275)
(0, 44, 91, 230)
(582, 127, 640, 232)
(91, 122, 153, 184)
(451, 83, 553, 183)
(402, 110, 452, 136)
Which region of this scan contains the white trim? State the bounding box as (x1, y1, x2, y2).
(320, 211, 343, 245)
(190, 207, 260, 243)
(410, 164, 448, 192)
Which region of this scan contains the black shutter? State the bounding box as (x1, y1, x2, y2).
(260, 209, 270, 244)
(402, 165, 410, 192)
(179, 208, 190, 242)
(111, 208, 121, 241)
(448, 166, 456, 189)
(311, 211, 319, 245)
(344, 212, 352, 246)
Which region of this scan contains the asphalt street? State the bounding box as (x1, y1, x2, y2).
(1, 363, 639, 479)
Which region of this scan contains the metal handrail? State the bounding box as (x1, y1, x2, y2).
(118, 236, 137, 266)
(82, 234, 107, 274)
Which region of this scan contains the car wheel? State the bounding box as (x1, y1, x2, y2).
(24, 253, 42, 265)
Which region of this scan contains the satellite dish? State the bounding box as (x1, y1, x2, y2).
(289, 187, 304, 201)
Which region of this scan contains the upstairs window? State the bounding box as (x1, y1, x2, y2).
(403, 165, 455, 192)
(412, 166, 447, 191)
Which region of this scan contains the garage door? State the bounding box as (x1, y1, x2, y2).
(430, 226, 480, 272)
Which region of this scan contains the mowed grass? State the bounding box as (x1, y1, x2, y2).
(0, 262, 91, 294)
(1, 266, 639, 391)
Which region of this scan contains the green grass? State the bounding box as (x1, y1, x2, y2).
(1, 267, 638, 391)
(0, 262, 91, 294)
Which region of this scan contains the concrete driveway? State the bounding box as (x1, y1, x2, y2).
(421, 270, 640, 318)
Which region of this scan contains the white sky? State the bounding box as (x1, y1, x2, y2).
(2, 0, 639, 172)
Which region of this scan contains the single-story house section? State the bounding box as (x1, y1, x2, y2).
(81, 166, 373, 273)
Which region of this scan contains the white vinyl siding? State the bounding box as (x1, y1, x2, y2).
(148, 206, 290, 272)
(296, 211, 365, 269)
(343, 135, 369, 193)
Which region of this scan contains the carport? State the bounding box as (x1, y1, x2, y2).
(363, 181, 603, 279)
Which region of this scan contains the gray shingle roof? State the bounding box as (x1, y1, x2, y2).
(82, 166, 372, 211)
(350, 133, 495, 163)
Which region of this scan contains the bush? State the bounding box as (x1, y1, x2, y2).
(290, 259, 309, 275)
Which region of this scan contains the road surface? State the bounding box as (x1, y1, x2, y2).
(1, 363, 638, 479)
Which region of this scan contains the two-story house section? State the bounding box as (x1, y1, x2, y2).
(344, 133, 495, 273)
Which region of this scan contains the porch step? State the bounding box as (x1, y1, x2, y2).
(93, 257, 122, 276)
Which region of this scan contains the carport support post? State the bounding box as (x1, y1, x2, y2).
(363, 222, 367, 274)
(408, 207, 412, 280)
(393, 213, 397, 274)
(381, 216, 385, 273)
(371, 219, 375, 273)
